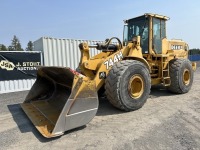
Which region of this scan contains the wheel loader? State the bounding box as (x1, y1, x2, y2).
(20, 13, 196, 138)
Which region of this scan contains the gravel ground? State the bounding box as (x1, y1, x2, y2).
(0, 68, 200, 150)
(196, 61, 200, 68)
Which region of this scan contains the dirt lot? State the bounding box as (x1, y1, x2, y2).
(0, 67, 200, 150)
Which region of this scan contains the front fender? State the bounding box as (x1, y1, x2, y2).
(124, 56, 151, 72)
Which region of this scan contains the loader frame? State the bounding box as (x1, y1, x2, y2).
(20, 13, 196, 138)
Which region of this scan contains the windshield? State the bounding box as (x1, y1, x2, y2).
(127, 16, 148, 41)
(123, 16, 149, 53)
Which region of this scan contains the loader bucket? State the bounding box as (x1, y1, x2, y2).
(20, 67, 98, 138)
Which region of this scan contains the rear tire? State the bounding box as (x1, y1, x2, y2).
(105, 60, 151, 111)
(168, 59, 193, 94)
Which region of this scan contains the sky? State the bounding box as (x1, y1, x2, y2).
(1, 0, 200, 49)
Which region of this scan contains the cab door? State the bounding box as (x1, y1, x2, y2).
(153, 18, 166, 54)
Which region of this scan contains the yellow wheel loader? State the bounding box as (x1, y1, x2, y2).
(20, 13, 196, 138)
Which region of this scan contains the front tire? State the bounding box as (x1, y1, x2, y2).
(105, 60, 151, 111)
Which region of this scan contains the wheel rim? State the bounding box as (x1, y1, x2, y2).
(183, 69, 190, 85)
(128, 74, 144, 99)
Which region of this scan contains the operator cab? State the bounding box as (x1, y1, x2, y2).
(123, 13, 169, 54)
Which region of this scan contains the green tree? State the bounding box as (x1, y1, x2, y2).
(26, 41, 34, 51)
(8, 35, 23, 51)
(0, 44, 8, 51)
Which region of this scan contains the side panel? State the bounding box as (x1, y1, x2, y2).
(0, 79, 36, 94)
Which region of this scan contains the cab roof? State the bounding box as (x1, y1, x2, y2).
(145, 13, 170, 20)
(124, 13, 170, 23)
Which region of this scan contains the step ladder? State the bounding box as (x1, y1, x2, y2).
(161, 56, 170, 86)
(150, 55, 159, 78)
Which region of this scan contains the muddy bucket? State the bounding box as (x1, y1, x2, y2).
(20, 67, 98, 138)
